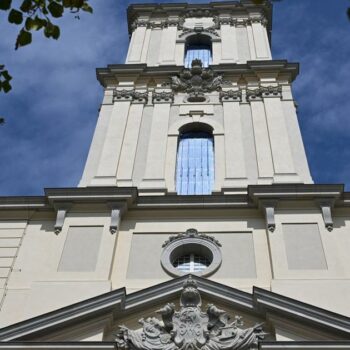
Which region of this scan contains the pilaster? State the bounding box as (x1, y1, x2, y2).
(140, 91, 174, 190)
(220, 90, 247, 187)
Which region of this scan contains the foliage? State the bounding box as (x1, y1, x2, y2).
(0, 0, 93, 93)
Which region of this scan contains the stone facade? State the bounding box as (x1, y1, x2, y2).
(0, 1, 350, 348)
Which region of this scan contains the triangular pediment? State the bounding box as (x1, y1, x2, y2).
(0, 276, 350, 349)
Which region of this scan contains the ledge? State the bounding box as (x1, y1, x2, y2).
(96, 60, 299, 88)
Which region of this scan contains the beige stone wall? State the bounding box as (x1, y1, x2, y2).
(125, 16, 272, 67)
(1, 204, 350, 326)
(80, 85, 312, 192)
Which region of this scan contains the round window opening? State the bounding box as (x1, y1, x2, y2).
(161, 229, 222, 277)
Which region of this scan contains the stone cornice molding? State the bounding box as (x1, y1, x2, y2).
(96, 61, 300, 89)
(0, 184, 347, 211)
(113, 89, 148, 104)
(1, 275, 350, 342)
(213, 15, 268, 27)
(246, 86, 282, 101)
(127, 1, 272, 35)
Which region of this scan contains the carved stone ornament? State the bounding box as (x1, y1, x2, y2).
(114, 90, 148, 104)
(152, 91, 175, 104)
(179, 25, 220, 38)
(166, 59, 230, 102)
(162, 228, 221, 248)
(219, 90, 242, 102)
(246, 86, 282, 102)
(115, 277, 266, 350)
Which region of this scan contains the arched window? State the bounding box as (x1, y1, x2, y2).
(184, 35, 212, 68)
(176, 131, 214, 195)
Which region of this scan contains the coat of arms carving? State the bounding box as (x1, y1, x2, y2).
(115, 277, 266, 350)
(165, 59, 230, 102)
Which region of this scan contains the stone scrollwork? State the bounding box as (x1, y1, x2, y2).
(152, 91, 174, 104)
(162, 228, 221, 248)
(179, 25, 220, 38)
(219, 90, 242, 102)
(166, 59, 230, 102)
(246, 86, 282, 102)
(115, 277, 266, 350)
(114, 90, 148, 104)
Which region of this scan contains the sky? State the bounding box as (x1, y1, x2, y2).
(0, 0, 349, 196)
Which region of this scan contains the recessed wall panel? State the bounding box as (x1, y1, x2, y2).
(58, 226, 103, 272)
(283, 224, 327, 270)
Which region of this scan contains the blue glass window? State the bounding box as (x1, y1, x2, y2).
(185, 45, 212, 68)
(176, 132, 214, 195)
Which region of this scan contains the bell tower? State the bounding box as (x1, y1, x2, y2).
(4, 0, 350, 334)
(79, 0, 313, 194)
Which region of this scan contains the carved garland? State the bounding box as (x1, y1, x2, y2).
(115, 277, 266, 350)
(162, 228, 221, 248)
(131, 15, 268, 33)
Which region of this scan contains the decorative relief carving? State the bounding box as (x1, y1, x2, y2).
(219, 90, 242, 102)
(130, 13, 267, 33)
(115, 277, 266, 350)
(114, 90, 148, 104)
(152, 91, 174, 104)
(213, 16, 267, 27)
(165, 59, 229, 102)
(246, 86, 282, 101)
(162, 228, 221, 248)
(179, 26, 220, 38)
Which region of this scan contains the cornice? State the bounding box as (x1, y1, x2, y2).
(0, 275, 350, 342)
(259, 342, 350, 350)
(126, 1, 272, 38)
(0, 184, 349, 211)
(96, 60, 300, 88)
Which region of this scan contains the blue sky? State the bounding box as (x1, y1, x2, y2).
(0, 0, 349, 195)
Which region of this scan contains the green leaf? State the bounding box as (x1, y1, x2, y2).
(81, 2, 92, 13)
(48, 1, 63, 17)
(62, 0, 72, 7)
(51, 24, 60, 39)
(15, 29, 32, 49)
(0, 80, 12, 93)
(44, 22, 60, 39)
(20, 0, 32, 12)
(72, 0, 83, 8)
(25, 16, 46, 30)
(1, 70, 12, 81)
(8, 9, 23, 24)
(0, 0, 12, 11)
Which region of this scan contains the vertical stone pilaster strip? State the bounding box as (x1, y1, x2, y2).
(221, 91, 247, 185)
(127, 26, 147, 63)
(96, 100, 131, 179)
(263, 93, 296, 175)
(246, 24, 257, 60)
(117, 102, 145, 186)
(220, 24, 238, 62)
(213, 133, 225, 192)
(141, 92, 173, 188)
(165, 135, 178, 193)
(249, 99, 274, 179)
(159, 26, 177, 64)
(251, 20, 270, 59)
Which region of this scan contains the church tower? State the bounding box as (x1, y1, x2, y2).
(0, 1, 350, 347)
(79, 1, 312, 192)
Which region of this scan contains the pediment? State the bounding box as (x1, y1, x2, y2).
(0, 276, 350, 349)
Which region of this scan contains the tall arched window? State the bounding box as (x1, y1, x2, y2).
(184, 35, 212, 68)
(176, 131, 214, 195)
